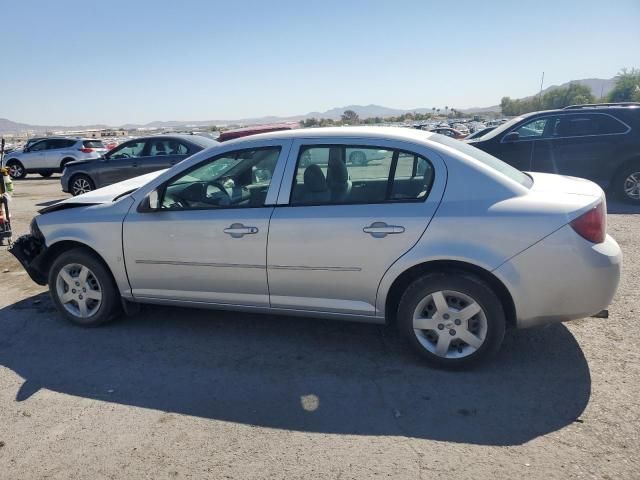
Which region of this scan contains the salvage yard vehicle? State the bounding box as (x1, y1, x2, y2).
(467, 103, 640, 203)
(4, 138, 107, 179)
(61, 134, 218, 195)
(10, 127, 621, 368)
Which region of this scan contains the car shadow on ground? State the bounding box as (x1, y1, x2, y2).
(0, 293, 591, 446)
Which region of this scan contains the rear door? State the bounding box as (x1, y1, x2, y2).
(45, 139, 77, 169)
(139, 138, 193, 175)
(266, 138, 445, 316)
(536, 113, 630, 184)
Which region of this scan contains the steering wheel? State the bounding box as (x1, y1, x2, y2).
(209, 180, 233, 200)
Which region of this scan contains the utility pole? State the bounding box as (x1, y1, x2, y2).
(538, 72, 545, 106)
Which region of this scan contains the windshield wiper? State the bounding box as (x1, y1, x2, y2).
(112, 189, 138, 202)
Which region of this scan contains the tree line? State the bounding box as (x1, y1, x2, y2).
(299, 106, 465, 128)
(501, 68, 640, 116)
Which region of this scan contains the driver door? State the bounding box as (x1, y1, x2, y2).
(122, 143, 288, 307)
(99, 139, 148, 186)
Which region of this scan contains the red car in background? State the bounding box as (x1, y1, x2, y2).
(217, 123, 298, 142)
(428, 127, 467, 139)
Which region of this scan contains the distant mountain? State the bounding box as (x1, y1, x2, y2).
(0, 76, 620, 135)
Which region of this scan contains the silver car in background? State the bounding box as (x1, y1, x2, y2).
(4, 138, 107, 179)
(9, 127, 621, 368)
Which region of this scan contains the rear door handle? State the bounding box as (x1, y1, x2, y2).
(363, 222, 405, 238)
(224, 223, 259, 238)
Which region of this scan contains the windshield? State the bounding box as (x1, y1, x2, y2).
(467, 116, 528, 142)
(430, 134, 533, 188)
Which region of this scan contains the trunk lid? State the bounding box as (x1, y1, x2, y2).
(527, 172, 603, 197)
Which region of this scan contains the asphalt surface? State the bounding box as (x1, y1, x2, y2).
(0, 175, 639, 479)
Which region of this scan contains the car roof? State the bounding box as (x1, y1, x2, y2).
(221, 126, 436, 145)
(131, 133, 218, 147)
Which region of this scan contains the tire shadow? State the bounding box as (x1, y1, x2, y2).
(0, 293, 591, 446)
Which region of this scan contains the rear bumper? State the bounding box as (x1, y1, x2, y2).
(494, 225, 622, 329)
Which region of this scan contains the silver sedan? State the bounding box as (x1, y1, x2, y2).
(10, 127, 622, 368)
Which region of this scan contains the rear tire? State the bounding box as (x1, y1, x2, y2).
(70, 174, 95, 196)
(6, 160, 27, 179)
(614, 163, 640, 204)
(397, 272, 505, 369)
(39, 172, 53, 178)
(349, 150, 367, 166)
(48, 248, 121, 327)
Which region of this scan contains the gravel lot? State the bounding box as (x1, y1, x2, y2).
(0, 175, 639, 479)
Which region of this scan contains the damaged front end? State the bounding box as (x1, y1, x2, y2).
(8, 218, 49, 285)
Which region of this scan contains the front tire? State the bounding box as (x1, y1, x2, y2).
(70, 174, 94, 196)
(397, 272, 505, 369)
(6, 160, 27, 179)
(48, 248, 121, 327)
(614, 163, 640, 204)
(39, 172, 53, 178)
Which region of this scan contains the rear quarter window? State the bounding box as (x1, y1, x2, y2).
(431, 134, 533, 188)
(83, 140, 105, 148)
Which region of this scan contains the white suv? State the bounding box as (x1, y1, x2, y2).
(4, 138, 107, 179)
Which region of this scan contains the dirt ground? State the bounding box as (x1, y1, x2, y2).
(0, 175, 639, 479)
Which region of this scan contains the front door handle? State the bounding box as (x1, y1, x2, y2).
(363, 222, 405, 238)
(224, 223, 259, 238)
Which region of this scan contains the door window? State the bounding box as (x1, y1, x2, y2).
(48, 139, 76, 149)
(29, 140, 48, 152)
(514, 118, 548, 138)
(551, 113, 629, 137)
(149, 139, 189, 156)
(161, 147, 280, 210)
(290, 145, 434, 205)
(108, 140, 146, 159)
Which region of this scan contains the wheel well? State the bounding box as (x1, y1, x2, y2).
(6, 158, 21, 165)
(60, 158, 75, 169)
(40, 240, 116, 287)
(611, 156, 640, 184)
(384, 260, 517, 329)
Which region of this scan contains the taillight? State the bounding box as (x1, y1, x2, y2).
(570, 201, 606, 243)
(80, 148, 94, 153)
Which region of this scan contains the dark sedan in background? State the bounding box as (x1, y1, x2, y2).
(61, 134, 218, 195)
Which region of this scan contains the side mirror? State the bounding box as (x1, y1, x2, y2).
(138, 189, 161, 212)
(23, 147, 30, 153)
(502, 131, 520, 143)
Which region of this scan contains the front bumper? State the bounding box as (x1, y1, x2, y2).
(8, 233, 48, 285)
(494, 225, 622, 329)
(60, 171, 71, 193)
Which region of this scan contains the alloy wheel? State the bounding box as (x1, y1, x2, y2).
(72, 177, 92, 195)
(8, 163, 23, 179)
(55, 263, 103, 319)
(412, 290, 487, 359)
(623, 172, 640, 201)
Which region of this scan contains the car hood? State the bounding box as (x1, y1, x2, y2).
(64, 159, 94, 168)
(40, 169, 167, 214)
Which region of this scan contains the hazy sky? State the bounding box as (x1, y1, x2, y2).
(2, 0, 639, 125)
